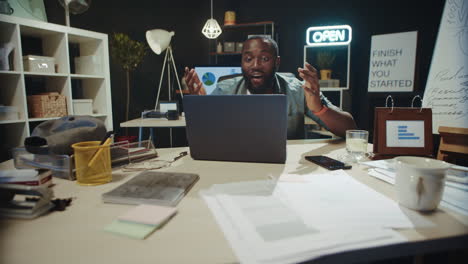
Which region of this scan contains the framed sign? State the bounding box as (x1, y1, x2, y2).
(373, 98, 433, 159)
(368, 31, 418, 92)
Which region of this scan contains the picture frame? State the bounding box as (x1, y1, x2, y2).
(373, 106, 433, 159)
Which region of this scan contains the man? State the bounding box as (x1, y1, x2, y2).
(184, 36, 356, 138)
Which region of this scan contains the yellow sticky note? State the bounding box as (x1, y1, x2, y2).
(104, 220, 158, 240)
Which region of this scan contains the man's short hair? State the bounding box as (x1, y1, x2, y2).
(245, 35, 279, 57)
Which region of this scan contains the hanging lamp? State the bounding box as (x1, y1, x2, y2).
(202, 0, 222, 39)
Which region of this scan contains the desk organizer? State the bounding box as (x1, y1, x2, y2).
(110, 140, 158, 168)
(12, 147, 74, 180)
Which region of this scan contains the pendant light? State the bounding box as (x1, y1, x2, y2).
(202, 0, 222, 39)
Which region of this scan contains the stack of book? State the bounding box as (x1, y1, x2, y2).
(0, 169, 54, 219)
(0, 169, 52, 187)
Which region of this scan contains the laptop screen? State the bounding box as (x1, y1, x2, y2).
(183, 95, 287, 164)
(194, 66, 242, 94)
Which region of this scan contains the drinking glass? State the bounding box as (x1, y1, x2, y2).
(345, 130, 369, 163)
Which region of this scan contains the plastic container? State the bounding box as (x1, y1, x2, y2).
(0, 105, 19, 121)
(12, 147, 74, 180)
(23, 55, 55, 73)
(72, 99, 93, 115)
(72, 141, 112, 186)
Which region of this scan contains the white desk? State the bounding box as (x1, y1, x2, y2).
(1, 139, 467, 264)
(120, 117, 186, 147)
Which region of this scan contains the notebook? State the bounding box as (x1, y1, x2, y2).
(102, 171, 199, 207)
(183, 95, 287, 163)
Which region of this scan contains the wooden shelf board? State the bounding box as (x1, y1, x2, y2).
(0, 119, 26, 124)
(24, 72, 68, 77)
(70, 74, 105, 79)
(223, 21, 274, 28)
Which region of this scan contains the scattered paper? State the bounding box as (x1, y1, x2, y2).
(200, 170, 425, 264)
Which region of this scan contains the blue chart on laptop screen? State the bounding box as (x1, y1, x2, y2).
(194, 67, 242, 94)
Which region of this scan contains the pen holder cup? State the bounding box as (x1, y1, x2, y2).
(72, 141, 112, 186)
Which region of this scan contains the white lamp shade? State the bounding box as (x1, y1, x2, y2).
(146, 29, 175, 55)
(202, 18, 222, 39)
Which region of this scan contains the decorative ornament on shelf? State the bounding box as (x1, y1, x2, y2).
(202, 0, 222, 39)
(58, 0, 92, 26)
(109, 33, 147, 134)
(316, 51, 336, 80)
(224, 11, 236, 25)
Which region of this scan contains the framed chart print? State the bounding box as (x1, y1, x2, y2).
(373, 103, 433, 159)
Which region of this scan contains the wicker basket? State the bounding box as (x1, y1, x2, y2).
(27, 92, 68, 118)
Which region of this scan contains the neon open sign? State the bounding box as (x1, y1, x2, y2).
(306, 25, 352, 46)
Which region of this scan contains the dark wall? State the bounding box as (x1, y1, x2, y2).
(44, 0, 445, 146)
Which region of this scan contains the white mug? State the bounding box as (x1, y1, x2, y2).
(394, 156, 450, 211)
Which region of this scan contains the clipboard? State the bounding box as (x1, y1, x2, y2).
(373, 95, 433, 159)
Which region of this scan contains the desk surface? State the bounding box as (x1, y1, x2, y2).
(1, 139, 467, 264)
(120, 116, 186, 128)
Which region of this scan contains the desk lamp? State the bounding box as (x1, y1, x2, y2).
(145, 29, 184, 110)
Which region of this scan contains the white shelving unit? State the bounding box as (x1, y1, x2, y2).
(303, 45, 351, 112)
(303, 44, 351, 138)
(0, 14, 113, 160)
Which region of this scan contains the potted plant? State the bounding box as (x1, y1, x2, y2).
(110, 33, 147, 140)
(316, 51, 336, 80)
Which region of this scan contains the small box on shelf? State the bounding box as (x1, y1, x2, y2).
(27, 92, 67, 118)
(224, 42, 235, 52)
(72, 99, 93, 115)
(319, 79, 340, 88)
(235, 42, 243, 53)
(74, 55, 102, 75)
(23, 55, 55, 73)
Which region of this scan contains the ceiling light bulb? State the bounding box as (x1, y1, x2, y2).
(202, 18, 222, 39)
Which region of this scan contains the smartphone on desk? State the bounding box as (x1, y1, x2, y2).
(305, 155, 352, 170)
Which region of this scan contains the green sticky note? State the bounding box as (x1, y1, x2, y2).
(104, 220, 158, 239)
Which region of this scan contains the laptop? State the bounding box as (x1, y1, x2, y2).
(183, 95, 287, 163)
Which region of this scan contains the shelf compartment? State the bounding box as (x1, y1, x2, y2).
(24, 75, 71, 118)
(0, 21, 20, 72)
(71, 78, 107, 116)
(304, 45, 350, 89)
(68, 34, 104, 75)
(0, 73, 26, 121)
(0, 122, 28, 161)
(20, 25, 68, 74)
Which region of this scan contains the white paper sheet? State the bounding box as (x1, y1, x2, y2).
(200, 170, 419, 264)
(276, 170, 432, 230)
(201, 185, 406, 264)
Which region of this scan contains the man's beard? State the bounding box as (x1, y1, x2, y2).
(243, 71, 276, 94)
